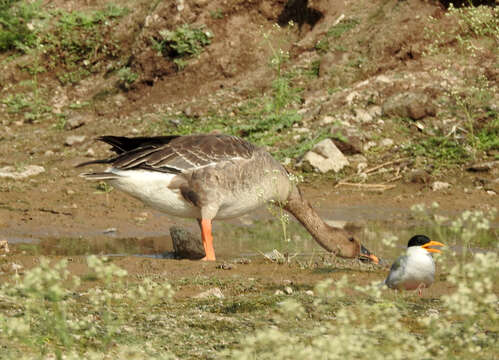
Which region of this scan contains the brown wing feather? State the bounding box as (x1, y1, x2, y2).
(79, 134, 258, 174)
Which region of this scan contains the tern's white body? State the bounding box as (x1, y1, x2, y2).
(385, 246, 436, 290)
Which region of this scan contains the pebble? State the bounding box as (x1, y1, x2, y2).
(195, 287, 224, 299)
(380, 138, 394, 147)
(284, 286, 293, 295)
(65, 135, 86, 146)
(0, 165, 45, 179)
(216, 263, 234, 270)
(432, 181, 451, 191)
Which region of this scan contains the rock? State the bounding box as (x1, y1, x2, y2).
(216, 263, 234, 270)
(232, 258, 251, 265)
(103, 228, 117, 234)
(284, 286, 293, 295)
(382, 92, 436, 120)
(305, 290, 314, 296)
(432, 181, 451, 191)
(274, 289, 285, 296)
(380, 138, 394, 147)
(363, 141, 377, 152)
(0, 165, 45, 179)
(319, 115, 335, 125)
(408, 169, 430, 184)
(466, 161, 498, 172)
(332, 136, 362, 155)
(345, 91, 360, 105)
(0, 240, 9, 254)
(170, 226, 205, 260)
(64, 135, 86, 146)
(486, 190, 496, 196)
(44, 150, 54, 156)
(368, 105, 382, 118)
(263, 249, 285, 262)
(195, 287, 224, 299)
(64, 115, 85, 130)
(353, 108, 373, 123)
(300, 139, 349, 173)
(86, 148, 95, 157)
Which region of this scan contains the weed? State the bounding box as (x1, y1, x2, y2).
(40, 5, 129, 85)
(153, 24, 212, 70)
(315, 18, 359, 53)
(425, 5, 498, 57)
(403, 135, 470, 169)
(117, 67, 138, 90)
(210, 9, 224, 19)
(0, 0, 40, 51)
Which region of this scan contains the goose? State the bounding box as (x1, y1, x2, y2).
(78, 134, 379, 263)
(384, 235, 444, 296)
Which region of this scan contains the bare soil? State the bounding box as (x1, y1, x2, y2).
(0, 0, 497, 283)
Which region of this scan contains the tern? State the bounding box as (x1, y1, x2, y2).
(384, 235, 443, 296)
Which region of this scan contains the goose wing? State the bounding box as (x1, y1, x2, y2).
(78, 134, 257, 174)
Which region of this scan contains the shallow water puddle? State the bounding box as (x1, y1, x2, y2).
(5, 214, 497, 264)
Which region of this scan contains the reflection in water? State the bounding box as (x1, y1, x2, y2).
(5, 215, 497, 263)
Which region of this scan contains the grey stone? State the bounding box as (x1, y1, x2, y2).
(380, 138, 394, 147)
(64, 115, 85, 130)
(382, 92, 436, 120)
(466, 161, 498, 172)
(332, 136, 363, 155)
(300, 139, 349, 173)
(64, 135, 86, 146)
(170, 226, 205, 260)
(408, 169, 430, 184)
(0, 165, 45, 179)
(194, 287, 224, 299)
(432, 181, 451, 191)
(353, 108, 373, 123)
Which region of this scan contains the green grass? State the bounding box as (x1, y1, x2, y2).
(315, 18, 359, 53)
(152, 24, 212, 70)
(404, 136, 470, 169)
(0, 0, 40, 51)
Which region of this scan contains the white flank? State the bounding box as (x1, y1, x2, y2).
(105, 168, 200, 218)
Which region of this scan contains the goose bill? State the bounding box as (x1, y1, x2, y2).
(421, 240, 444, 253)
(360, 245, 380, 264)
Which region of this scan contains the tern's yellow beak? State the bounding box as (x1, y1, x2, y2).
(421, 240, 444, 253)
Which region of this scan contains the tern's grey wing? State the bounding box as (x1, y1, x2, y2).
(385, 255, 408, 289)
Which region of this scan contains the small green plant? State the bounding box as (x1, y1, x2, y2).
(0, 256, 174, 357)
(0, 0, 40, 51)
(153, 24, 212, 70)
(95, 181, 113, 194)
(425, 5, 498, 57)
(404, 135, 470, 169)
(117, 66, 138, 90)
(315, 18, 359, 53)
(210, 9, 224, 19)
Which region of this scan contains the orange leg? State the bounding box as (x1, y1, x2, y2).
(199, 218, 216, 261)
(417, 283, 425, 297)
